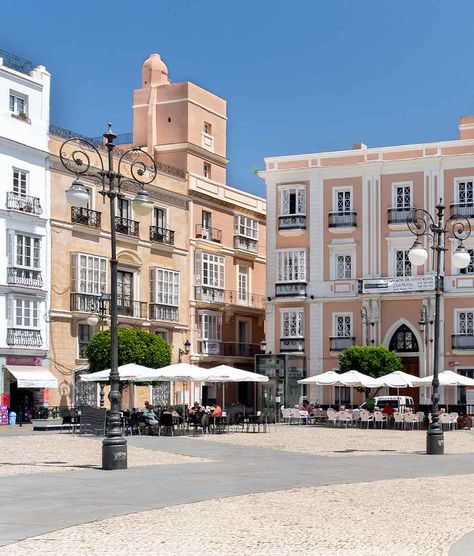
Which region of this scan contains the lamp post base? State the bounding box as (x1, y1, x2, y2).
(102, 437, 128, 470)
(426, 425, 444, 455)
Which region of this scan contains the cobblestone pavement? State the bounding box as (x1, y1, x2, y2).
(1, 427, 473, 555)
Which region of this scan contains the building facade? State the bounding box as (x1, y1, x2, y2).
(260, 117, 474, 409)
(0, 50, 52, 417)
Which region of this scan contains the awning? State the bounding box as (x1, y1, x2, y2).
(4, 366, 58, 389)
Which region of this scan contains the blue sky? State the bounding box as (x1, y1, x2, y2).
(2, 1, 474, 196)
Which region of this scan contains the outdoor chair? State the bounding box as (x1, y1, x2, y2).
(280, 407, 291, 424)
(60, 415, 73, 434)
(373, 412, 386, 429)
(336, 411, 351, 428)
(416, 412, 425, 429)
(326, 409, 337, 427)
(159, 413, 174, 436)
(449, 413, 459, 430)
(265, 411, 278, 432)
(404, 413, 417, 430)
(439, 413, 452, 431)
(393, 413, 404, 430)
(125, 413, 142, 436)
(359, 411, 373, 429)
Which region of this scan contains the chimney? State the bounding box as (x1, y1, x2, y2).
(459, 115, 474, 140)
(352, 142, 367, 150)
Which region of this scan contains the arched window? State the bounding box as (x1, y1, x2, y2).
(389, 324, 419, 352)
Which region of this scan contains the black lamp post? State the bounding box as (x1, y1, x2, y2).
(407, 200, 471, 455)
(360, 306, 375, 346)
(59, 124, 157, 470)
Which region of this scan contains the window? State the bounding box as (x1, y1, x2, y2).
(389, 324, 419, 352)
(394, 184, 411, 208)
(335, 314, 351, 337)
(14, 298, 39, 327)
(198, 311, 222, 354)
(238, 266, 249, 304)
(458, 312, 474, 335)
(203, 162, 211, 179)
(9, 233, 40, 268)
(335, 190, 351, 213)
(151, 268, 180, 306)
(459, 249, 474, 274)
(199, 252, 225, 288)
(276, 250, 307, 282)
(281, 308, 304, 338)
(235, 215, 258, 239)
(279, 186, 305, 216)
(457, 180, 474, 206)
(155, 329, 169, 342)
(118, 198, 130, 219)
(78, 324, 92, 358)
(336, 255, 352, 279)
(13, 169, 27, 196)
(395, 250, 412, 277)
(9, 92, 28, 116)
(72, 254, 107, 294)
(154, 207, 166, 228)
(203, 122, 212, 135)
(202, 210, 212, 229)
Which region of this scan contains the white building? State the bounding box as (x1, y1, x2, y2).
(0, 49, 53, 418)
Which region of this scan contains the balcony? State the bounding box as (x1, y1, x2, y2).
(195, 286, 225, 303)
(117, 296, 147, 318)
(197, 341, 260, 357)
(452, 334, 474, 350)
(450, 204, 474, 219)
(70, 293, 106, 313)
(115, 216, 139, 237)
(328, 211, 357, 228)
(330, 336, 355, 351)
(225, 290, 265, 309)
(7, 328, 42, 347)
(149, 226, 175, 246)
(280, 338, 304, 352)
(278, 215, 306, 231)
(275, 283, 307, 297)
(71, 207, 101, 228)
(149, 304, 179, 322)
(7, 267, 43, 288)
(198, 340, 222, 355)
(388, 207, 414, 225)
(234, 235, 258, 253)
(195, 224, 222, 243)
(6, 192, 42, 215)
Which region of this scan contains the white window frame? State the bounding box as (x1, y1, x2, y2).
(150, 268, 180, 306)
(203, 162, 211, 179)
(276, 249, 307, 283)
(394, 249, 413, 277)
(199, 252, 225, 289)
(278, 184, 306, 216)
(8, 231, 41, 269)
(335, 254, 352, 280)
(234, 215, 259, 240)
(9, 90, 28, 116)
(392, 181, 412, 208)
(456, 309, 474, 335)
(153, 206, 167, 228)
(333, 313, 353, 338)
(12, 297, 40, 328)
(280, 308, 305, 338)
(198, 310, 222, 353)
(237, 265, 250, 305)
(73, 253, 108, 295)
(12, 168, 28, 196)
(455, 178, 474, 205)
(333, 187, 353, 213)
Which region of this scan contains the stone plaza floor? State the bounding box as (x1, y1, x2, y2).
(1, 425, 473, 555)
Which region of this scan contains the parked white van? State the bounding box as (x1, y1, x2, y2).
(360, 396, 415, 412)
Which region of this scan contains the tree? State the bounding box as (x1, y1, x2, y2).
(337, 345, 403, 379)
(84, 328, 172, 373)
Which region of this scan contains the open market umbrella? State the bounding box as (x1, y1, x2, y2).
(412, 370, 474, 411)
(206, 365, 269, 409)
(80, 363, 156, 382)
(373, 370, 421, 408)
(297, 370, 343, 385)
(337, 370, 380, 388)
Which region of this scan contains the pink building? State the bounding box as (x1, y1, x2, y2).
(259, 117, 474, 410)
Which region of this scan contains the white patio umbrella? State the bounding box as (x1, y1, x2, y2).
(337, 370, 380, 388)
(206, 365, 269, 409)
(412, 370, 474, 387)
(297, 370, 342, 385)
(80, 363, 156, 382)
(133, 363, 211, 382)
(374, 370, 418, 388)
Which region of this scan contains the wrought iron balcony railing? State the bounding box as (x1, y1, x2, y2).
(225, 290, 265, 309)
(7, 328, 42, 347)
(195, 224, 222, 243)
(0, 49, 36, 74)
(278, 215, 306, 230)
(198, 340, 222, 355)
(452, 334, 474, 350)
(149, 304, 179, 322)
(329, 336, 355, 351)
(450, 203, 474, 219)
(388, 207, 414, 224)
(116, 296, 147, 318)
(71, 206, 102, 228)
(70, 293, 106, 313)
(328, 211, 357, 228)
(234, 235, 258, 253)
(6, 192, 42, 215)
(197, 341, 260, 357)
(195, 286, 225, 303)
(275, 283, 307, 297)
(115, 216, 139, 237)
(149, 226, 175, 245)
(7, 267, 43, 288)
(280, 338, 305, 352)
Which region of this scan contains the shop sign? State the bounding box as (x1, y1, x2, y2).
(361, 275, 435, 294)
(5, 356, 43, 366)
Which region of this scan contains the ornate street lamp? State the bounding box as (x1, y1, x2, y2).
(59, 124, 156, 470)
(178, 339, 191, 362)
(407, 200, 471, 455)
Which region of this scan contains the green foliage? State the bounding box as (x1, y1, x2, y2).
(337, 345, 403, 378)
(84, 328, 172, 373)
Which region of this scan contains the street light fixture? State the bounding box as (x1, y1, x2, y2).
(407, 200, 471, 455)
(60, 124, 157, 470)
(178, 340, 191, 362)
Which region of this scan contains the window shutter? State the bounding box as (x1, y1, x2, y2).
(7, 230, 15, 266)
(70, 253, 77, 292)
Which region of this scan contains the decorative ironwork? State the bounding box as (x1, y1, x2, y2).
(450, 203, 474, 219)
(388, 207, 414, 224)
(116, 296, 147, 318)
(7, 267, 43, 288)
(0, 49, 36, 74)
(115, 216, 139, 237)
(328, 211, 357, 228)
(195, 224, 222, 242)
(7, 328, 42, 347)
(225, 290, 265, 309)
(149, 226, 175, 245)
(451, 334, 474, 350)
(234, 236, 258, 253)
(278, 215, 306, 230)
(389, 324, 419, 352)
(152, 382, 171, 407)
(275, 283, 307, 297)
(195, 286, 225, 303)
(329, 336, 355, 351)
(70, 293, 108, 313)
(6, 192, 42, 214)
(74, 372, 98, 408)
(149, 304, 178, 321)
(71, 206, 102, 228)
(221, 343, 261, 357)
(407, 207, 470, 242)
(280, 338, 305, 352)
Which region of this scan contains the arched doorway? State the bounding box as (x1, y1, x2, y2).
(388, 324, 420, 404)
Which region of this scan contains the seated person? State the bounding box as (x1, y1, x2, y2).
(211, 403, 223, 417)
(306, 401, 315, 414)
(189, 401, 203, 415)
(382, 404, 395, 416)
(143, 401, 158, 425)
